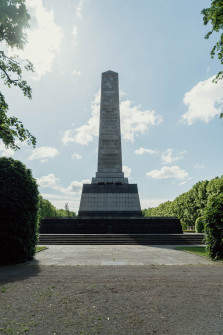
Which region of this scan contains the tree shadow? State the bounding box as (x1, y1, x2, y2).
(0, 260, 41, 285)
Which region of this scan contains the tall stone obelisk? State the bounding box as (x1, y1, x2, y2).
(92, 70, 127, 184)
(78, 70, 142, 217)
(97, 71, 123, 178)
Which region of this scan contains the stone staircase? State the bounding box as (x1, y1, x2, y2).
(38, 233, 205, 245)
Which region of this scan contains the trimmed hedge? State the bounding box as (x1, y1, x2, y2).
(204, 194, 223, 260)
(0, 157, 39, 265)
(195, 217, 205, 233)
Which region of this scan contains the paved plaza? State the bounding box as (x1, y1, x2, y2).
(27, 245, 214, 266)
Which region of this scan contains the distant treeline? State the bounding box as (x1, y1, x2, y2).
(142, 175, 223, 230)
(38, 196, 76, 219)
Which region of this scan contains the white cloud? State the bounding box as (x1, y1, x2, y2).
(37, 173, 90, 195)
(41, 193, 80, 212)
(181, 75, 223, 125)
(178, 177, 192, 186)
(193, 163, 205, 169)
(9, 0, 63, 80)
(72, 25, 78, 39)
(161, 149, 186, 165)
(120, 100, 163, 142)
(62, 90, 163, 145)
(123, 165, 131, 178)
(140, 198, 171, 209)
(71, 70, 81, 77)
(76, 0, 85, 20)
(62, 90, 100, 145)
(37, 173, 60, 189)
(71, 70, 81, 81)
(71, 152, 82, 160)
(134, 147, 157, 155)
(60, 179, 90, 195)
(0, 142, 15, 157)
(146, 165, 188, 180)
(29, 146, 59, 162)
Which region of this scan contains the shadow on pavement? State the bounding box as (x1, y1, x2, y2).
(0, 260, 41, 284)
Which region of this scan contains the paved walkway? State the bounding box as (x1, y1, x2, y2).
(27, 245, 214, 266)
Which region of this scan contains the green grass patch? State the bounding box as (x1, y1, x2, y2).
(35, 246, 47, 253)
(175, 246, 223, 261)
(175, 246, 209, 258)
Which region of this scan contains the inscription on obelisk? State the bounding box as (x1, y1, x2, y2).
(97, 71, 122, 174)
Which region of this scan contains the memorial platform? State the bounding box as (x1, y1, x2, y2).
(43, 71, 183, 236)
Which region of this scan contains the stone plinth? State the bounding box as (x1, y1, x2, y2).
(79, 184, 141, 217)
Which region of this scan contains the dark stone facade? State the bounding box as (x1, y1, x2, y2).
(39, 217, 183, 234)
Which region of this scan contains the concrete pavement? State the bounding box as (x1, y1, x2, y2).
(26, 245, 215, 266)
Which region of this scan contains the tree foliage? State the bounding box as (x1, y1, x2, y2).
(201, 0, 223, 83)
(195, 216, 205, 233)
(0, 157, 39, 265)
(143, 175, 223, 232)
(204, 194, 223, 260)
(0, 0, 30, 49)
(38, 196, 76, 220)
(0, 0, 36, 149)
(142, 201, 173, 217)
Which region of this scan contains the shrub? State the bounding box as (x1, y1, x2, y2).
(195, 216, 205, 233)
(204, 194, 223, 260)
(0, 157, 39, 265)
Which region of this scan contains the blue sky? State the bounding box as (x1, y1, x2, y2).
(1, 0, 223, 212)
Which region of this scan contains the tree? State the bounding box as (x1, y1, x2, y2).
(143, 175, 223, 231)
(0, 0, 36, 149)
(143, 201, 173, 217)
(38, 195, 57, 219)
(38, 197, 76, 219)
(204, 194, 223, 260)
(0, 157, 39, 264)
(201, 0, 223, 87)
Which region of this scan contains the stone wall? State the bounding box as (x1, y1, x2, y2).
(39, 217, 183, 234)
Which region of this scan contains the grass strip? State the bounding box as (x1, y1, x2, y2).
(175, 246, 209, 258)
(36, 246, 47, 253)
(175, 246, 223, 261)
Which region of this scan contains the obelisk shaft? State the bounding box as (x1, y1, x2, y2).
(78, 70, 142, 217)
(97, 71, 122, 174)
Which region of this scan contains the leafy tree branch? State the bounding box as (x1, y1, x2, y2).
(0, 0, 36, 149)
(201, 0, 223, 83)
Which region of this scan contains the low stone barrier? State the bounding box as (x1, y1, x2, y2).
(39, 217, 183, 234)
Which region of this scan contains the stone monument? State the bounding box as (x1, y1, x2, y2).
(39, 70, 183, 235)
(78, 70, 142, 217)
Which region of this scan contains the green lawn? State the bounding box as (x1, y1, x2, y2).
(175, 246, 223, 261)
(35, 246, 47, 253)
(175, 246, 209, 258)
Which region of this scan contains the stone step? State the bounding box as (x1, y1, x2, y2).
(38, 234, 205, 245)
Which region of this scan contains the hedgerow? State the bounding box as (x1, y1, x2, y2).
(204, 194, 223, 260)
(0, 157, 39, 265)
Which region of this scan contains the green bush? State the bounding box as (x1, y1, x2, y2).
(0, 157, 39, 265)
(204, 194, 223, 260)
(195, 216, 205, 233)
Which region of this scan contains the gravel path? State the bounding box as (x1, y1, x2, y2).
(0, 264, 223, 335)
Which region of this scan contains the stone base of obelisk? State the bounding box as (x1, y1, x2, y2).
(78, 183, 142, 217)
